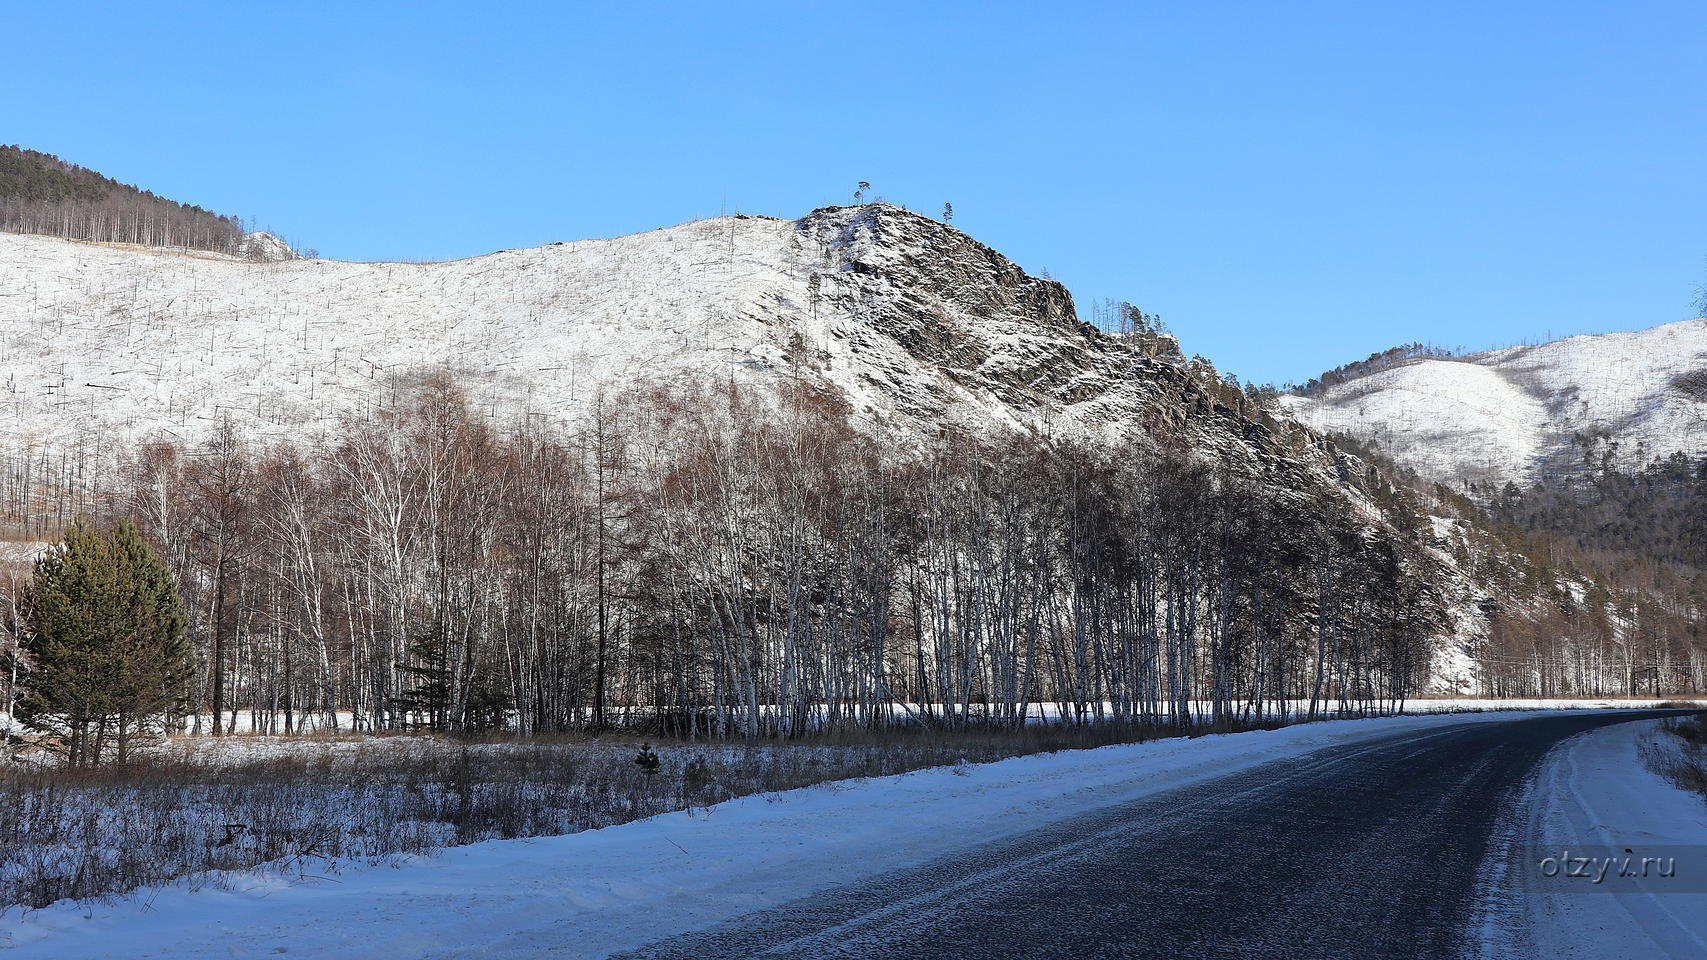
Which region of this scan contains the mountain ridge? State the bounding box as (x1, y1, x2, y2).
(1280, 318, 1707, 489)
(0, 203, 1317, 469)
(0, 201, 1475, 671)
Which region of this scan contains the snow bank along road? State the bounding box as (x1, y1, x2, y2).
(1501, 716, 1707, 959)
(3, 710, 1700, 959)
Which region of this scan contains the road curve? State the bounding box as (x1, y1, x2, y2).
(609, 711, 1685, 960)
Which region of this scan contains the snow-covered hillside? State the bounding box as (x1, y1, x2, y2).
(1280, 320, 1707, 487)
(0, 205, 1184, 464)
(0, 204, 1497, 690)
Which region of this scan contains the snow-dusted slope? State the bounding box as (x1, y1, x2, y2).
(0, 205, 1201, 460)
(1281, 321, 1707, 487)
(2, 204, 1496, 686)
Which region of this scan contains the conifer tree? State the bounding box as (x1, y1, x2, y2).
(397, 629, 453, 730)
(14, 519, 192, 765)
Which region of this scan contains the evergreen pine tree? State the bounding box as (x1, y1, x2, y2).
(396, 629, 453, 730)
(15, 519, 192, 765)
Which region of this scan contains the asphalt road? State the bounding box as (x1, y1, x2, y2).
(609, 710, 1685, 960)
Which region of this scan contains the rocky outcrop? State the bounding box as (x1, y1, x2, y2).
(235, 231, 299, 261)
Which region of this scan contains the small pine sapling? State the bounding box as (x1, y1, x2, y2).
(634, 742, 661, 778)
(682, 756, 713, 801)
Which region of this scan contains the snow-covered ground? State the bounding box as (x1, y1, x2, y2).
(1280, 319, 1707, 486)
(0, 708, 1679, 959)
(1480, 718, 1707, 959)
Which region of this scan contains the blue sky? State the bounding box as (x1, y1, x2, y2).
(8, 1, 1704, 386)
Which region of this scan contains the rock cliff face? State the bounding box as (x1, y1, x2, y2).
(789, 207, 1371, 495)
(235, 231, 298, 262)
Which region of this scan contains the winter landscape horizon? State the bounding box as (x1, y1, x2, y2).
(4, 3, 1707, 959)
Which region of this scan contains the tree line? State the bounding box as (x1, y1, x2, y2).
(2, 373, 1450, 742)
(1482, 443, 1707, 571)
(1289, 342, 1462, 397)
(1467, 442, 1707, 696)
(1330, 428, 1707, 698)
(0, 145, 249, 255)
(8, 372, 1704, 750)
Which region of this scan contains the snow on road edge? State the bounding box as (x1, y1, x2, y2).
(1483, 718, 1707, 959)
(1, 710, 1582, 960)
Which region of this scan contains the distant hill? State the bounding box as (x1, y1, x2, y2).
(0, 145, 252, 255)
(1279, 320, 1707, 488)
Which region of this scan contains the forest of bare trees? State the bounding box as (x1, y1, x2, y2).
(0, 374, 1452, 738)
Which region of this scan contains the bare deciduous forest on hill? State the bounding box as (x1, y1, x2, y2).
(3, 374, 1447, 747)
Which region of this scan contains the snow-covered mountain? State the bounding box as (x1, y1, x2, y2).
(1280, 321, 1707, 489)
(0, 204, 1286, 471)
(0, 203, 1513, 689)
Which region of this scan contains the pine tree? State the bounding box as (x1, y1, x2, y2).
(634, 743, 661, 777)
(15, 519, 192, 765)
(396, 629, 453, 730)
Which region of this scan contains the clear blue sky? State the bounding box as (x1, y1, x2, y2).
(8, 1, 1704, 387)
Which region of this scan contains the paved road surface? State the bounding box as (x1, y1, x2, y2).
(611, 711, 1684, 960)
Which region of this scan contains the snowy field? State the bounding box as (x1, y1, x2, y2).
(2, 728, 1154, 911)
(2, 707, 1703, 959)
